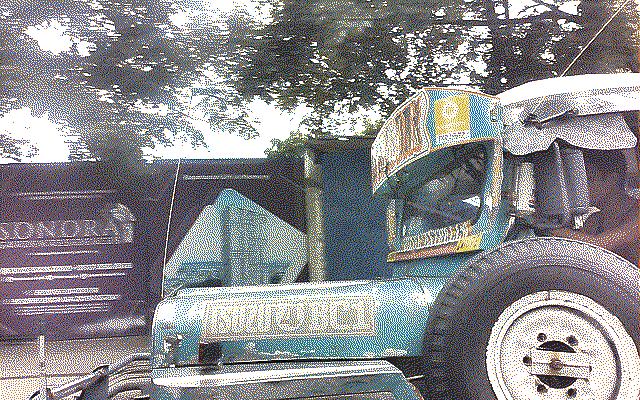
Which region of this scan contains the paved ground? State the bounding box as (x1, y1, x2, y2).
(0, 335, 148, 400)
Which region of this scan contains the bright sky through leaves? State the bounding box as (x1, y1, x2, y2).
(0, 0, 637, 162)
(1, 0, 306, 162)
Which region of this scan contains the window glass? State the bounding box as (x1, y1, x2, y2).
(401, 142, 487, 237)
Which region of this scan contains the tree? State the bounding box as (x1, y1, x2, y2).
(481, 0, 638, 93)
(0, 132, 33, 161)
(0, 0, 261, 162)
(236, 0, 639, 136)
(1, 1, 636, 162)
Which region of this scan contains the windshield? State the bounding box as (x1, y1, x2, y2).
(401, 142, 487, 237)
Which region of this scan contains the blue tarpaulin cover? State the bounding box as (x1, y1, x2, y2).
(162, 189, 307, 296)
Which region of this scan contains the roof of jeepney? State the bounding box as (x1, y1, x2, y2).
(498, 73, 640, 155)
(498, 73, 640, 106)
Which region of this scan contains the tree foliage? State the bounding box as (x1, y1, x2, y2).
(265, 131, 308, 158)
(0, 0, 259, 162)
(0, 0, 637, 162)
(238, 0, 638, 135)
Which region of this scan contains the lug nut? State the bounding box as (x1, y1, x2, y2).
(523, 356, 532, 366)
(567, 388, 577, 397)
(537, 333, 547, 342)
(567, 335, 578, 346)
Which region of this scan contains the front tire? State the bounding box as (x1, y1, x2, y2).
(423, 237, 640, 400)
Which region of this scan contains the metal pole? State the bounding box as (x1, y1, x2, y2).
(37, 335, 52, 400)
(161, 158, 182, 297)
(304, 148, 327, 282)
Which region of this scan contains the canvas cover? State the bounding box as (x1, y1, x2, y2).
(161, 189, 307, 296)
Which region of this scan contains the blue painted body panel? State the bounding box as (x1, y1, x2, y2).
(151, 278, 441, 368)
(320, 148, 391, 280)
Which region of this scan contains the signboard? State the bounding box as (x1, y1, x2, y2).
(0, 188, 147, 340)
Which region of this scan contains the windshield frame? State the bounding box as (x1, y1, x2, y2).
(386, 138, 500, 262)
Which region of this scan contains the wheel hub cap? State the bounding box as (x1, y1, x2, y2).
(486, 291, 640, 399)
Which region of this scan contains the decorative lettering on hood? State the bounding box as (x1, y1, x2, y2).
(201, 295, 377, 341)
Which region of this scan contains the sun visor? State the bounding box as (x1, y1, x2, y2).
(371, 88, 500, 196)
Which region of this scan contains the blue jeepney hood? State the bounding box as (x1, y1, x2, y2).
(151, 278, 443, 368)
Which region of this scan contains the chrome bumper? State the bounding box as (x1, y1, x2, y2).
(152, 360, 422, 399)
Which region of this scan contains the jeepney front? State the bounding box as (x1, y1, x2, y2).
(148, 88, 507, 399)
(150, 279, 433, 399)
